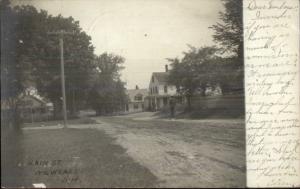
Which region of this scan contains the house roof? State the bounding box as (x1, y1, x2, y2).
(126, 89, 148, 102)
(152, 72, 169, 84)
(20, 93, 48, 104)
(22, 87, 51, 103)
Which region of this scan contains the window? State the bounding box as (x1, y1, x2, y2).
(134, 94, 143, 101)
(163, 97, 168, 106)
(164, 85, 168, 93)
(152, 76, 154, 83)
(155, 86, 158, 94)
(134, 103, 139, 109)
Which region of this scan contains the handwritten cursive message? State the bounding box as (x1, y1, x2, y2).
(244, 0, 300, 187)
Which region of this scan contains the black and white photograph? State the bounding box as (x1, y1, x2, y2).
(1, 0, 245, 188)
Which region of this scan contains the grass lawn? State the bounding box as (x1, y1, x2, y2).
(1, 127, 158, 188)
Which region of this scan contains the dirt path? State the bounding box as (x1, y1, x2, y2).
(92, 114, 246, 188)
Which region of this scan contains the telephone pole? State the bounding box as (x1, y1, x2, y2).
(47, 30, 74, 128)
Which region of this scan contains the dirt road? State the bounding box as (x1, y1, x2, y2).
(92, 112, 246, 188)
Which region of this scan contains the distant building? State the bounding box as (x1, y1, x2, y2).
(19, 89, 53, 122)
(125, 85, 148, 113)
(145, 65, 183, 111)
(1, 87, 53, 123)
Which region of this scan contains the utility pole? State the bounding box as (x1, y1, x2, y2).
(47, 30, 74, 128)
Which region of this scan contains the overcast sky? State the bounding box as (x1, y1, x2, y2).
(12, 0, 224, 89)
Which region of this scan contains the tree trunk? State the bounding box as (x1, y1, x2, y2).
(5, 98, 22, 134)
(200, 85, 206, 97)
(200, 89, 205, 96)
(12, 105, 22, 133)
(186, 95, 192, 111)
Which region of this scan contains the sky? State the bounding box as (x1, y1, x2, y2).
(12, 0, 224, 89)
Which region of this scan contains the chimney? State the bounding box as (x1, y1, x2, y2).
(135, 85, 139, 90)
(165, 64, 168, 72)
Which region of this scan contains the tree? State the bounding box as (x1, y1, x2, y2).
(210, 0, 243, 59)
(167, 46, 219, 110)
(88, 53, 128, 115)
(1, 0, 32, 131)
(210, 57, 243, 94)
(8, 5, 95, 118)
(210, 0, 244, 92)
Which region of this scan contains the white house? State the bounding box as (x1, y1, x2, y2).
(125, 86, 148, 113)
(145, 65, 183, 111)
(1, 87, 53, 123)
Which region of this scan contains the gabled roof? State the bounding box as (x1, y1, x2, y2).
(126, 89, 148, 102)
(20, 94, 47, 105)
(152, 72, 169, 84)
(22, 87, 51, 104)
